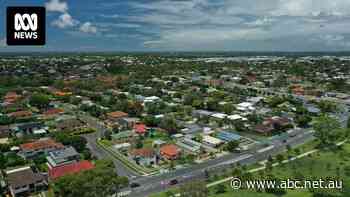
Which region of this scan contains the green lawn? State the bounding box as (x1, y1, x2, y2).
(212, 189, 312, 197)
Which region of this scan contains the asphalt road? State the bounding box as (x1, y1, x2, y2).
(128, 130, 315, 197)
(61, 101, 348, 197)
(84, 132, 138, 177)
(60, 103, 140, 177)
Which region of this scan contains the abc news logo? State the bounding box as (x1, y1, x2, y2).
(7, 7, 45, 45)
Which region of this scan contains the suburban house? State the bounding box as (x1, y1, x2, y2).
(56, 118, 85, 132)
(130, 148, 157, 166)
(216, 131, 241, 142)
(254, 124, 274, 135)
(192, 110, 214, 119)
(176, 138, 201, 154)
(48, 160, 95, 180)
(41, 108, 64, 119)
(263, 116, 292, 129)
(106, 111, 128, 122)
(118, 117, 140, 130)
(236, 102, 255, 111)
(133, 123, 147, 135)
(46, 146, 80, 169)
(8, 111, 33, 119)
(3, 92, 21, 104)
(210, 113, 227, 121)
(202, 135, 224, 147)
(18, 138, 64, 159)
(160, 144, 181, 160)
(255, 116, 292, 135)
(54, 91, 73, 97)
(5, 166, 47, 197)
(111, 131, 135, 143)
(12, 122, 46, 136)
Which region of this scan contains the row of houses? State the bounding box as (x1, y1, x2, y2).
(2, 138, 95, 197)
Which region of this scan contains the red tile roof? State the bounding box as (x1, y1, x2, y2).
(160, 144, 180, 157)
(107, 111, 128, 119)
(54, 91, 72, 97)
(49, 160, 95, 179)
(8, 110, 32, 118)
(254, 124, 274, 134)
(20, 139, 64, 151)
(43, 108, 64, 115)
(4, 92, 20, 100)
(134, 123, 147, 134)
(132, 148, 155, 158)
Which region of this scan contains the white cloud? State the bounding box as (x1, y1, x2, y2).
(270, 0, 350, 17)
(313, 34, 350, 48)
(245, 17, 275, 27)
(45, 0, 68, 13)
(52, 13, 78, 28)
(126, 0, 350, 50)
(79, 22, 98, 34)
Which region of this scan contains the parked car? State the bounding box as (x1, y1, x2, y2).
(130, 182, 141, 188)
(169, 179, 178, 185)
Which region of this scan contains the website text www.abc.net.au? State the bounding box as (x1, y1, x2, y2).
(230, 178, 343, 190)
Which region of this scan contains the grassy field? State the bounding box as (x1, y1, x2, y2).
(151, 141, 350, 197)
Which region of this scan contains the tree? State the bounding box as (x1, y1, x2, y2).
(313, 115, 341, 146)
(0, 115, 14, 125)
(135, 137, 143, 149)
(127, 101, 143, 117)
(214, 184, 226, 194)
(179, 181, 208, 197)
(222, 104, 234, 114)
(160, 116, 178, 135)
(206, 98, 219, 111)
(143, 115, 159, 127)
(165, 191, 175, 197)
(226, 140, 239, 152)
(273, 74, 287, 88)
(104, 130, 112, 140)
(317, 100, 337, 113)
(4, 152, 26, 167)
(0, 153, 6, 169)
(276, 154, 284, 165)
(29, 93, 50, 109)
(52, 133, 87, 152)
(53, 160, 128, 197)
(234, 120, 246, 132)
(295, 115, 312, 128)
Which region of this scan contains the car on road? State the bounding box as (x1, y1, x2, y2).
(130, 182, 141, 188)
(168, 179, 178, 185)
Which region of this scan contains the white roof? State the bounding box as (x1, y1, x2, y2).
(247, 97, 264, 103)
(114, 143, 131, 149)
(33, 129, 47, 134)
(203, 135, 223, 145)
(227, 114, 243, 120)
(145, 96, 160, 100)
(155, 114, 164, 119)
(6, 166, 31, 174)
(237, 107, 248, 111)
(238, 102, 253, 108)
(172, 133, 184, 138)
(10, 146, 20, 151)
(211, 113, 227, 119)
(203, 127, 212, 132)
(248, 106, 256, 110)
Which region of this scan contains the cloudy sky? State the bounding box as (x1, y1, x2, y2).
(1, 0, 350, 52)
